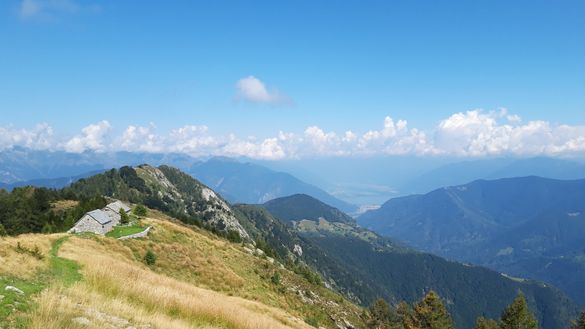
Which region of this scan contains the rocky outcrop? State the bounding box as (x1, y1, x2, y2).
(199, 187, 250, 240)
(136, 165, 250, 241)
(293, 244, 303, 257)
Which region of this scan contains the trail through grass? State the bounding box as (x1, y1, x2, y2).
(48, 236, 82, 286)
(0, 236, 82, 327)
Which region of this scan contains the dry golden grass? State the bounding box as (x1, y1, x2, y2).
(117, 215, 366, 327)
(51, 200, 79, 212)
(28, 235, 311, 329)
(0, 233, 60, 279)
(139, 218, 246, 290)
(1, 208, 364, 328)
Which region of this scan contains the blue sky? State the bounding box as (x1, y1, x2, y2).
(0, 0, 584, 158)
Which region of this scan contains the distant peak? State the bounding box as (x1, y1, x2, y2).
(208, 156, 239, 163)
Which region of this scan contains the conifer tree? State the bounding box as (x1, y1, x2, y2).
(413, 291, 454, 329)
(120, 209, 130, 225)
(396, 301, 418, 329)
(369, 298, 392, 329)
(571, 311, 585, 329)
(133, 204, 147, 217)
(474, 317, 499, 329)
(500, 293, 538, 329)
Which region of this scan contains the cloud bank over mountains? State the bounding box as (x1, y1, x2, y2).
(2, 109, 584, 159)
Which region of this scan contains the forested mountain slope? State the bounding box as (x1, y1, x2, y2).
(359, 176, 585, 305)
(265, 194, 581, 329)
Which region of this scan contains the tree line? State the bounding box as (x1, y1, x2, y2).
(0, 186, 106, 236)
(367, 291, 585, 329)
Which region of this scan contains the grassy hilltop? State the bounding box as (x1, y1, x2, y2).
(0, 208, 365, 329)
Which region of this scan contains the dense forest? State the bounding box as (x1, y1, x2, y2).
(367, 291, 543, 329)
(0, 186, 106, 236)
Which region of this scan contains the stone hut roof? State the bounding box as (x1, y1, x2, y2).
(105, 200, 131, 214)
(86, 209, 112, 225)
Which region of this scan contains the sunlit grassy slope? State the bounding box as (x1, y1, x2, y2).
(0, 209, 365, 328)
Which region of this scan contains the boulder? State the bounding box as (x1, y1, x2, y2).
(5, 285, 24, 295)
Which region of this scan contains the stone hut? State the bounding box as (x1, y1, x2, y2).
(68, 209, 115, 235)
(103, 200, 132, 224)
(69, 200, 131, 235)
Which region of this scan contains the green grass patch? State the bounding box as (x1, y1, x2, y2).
(48, 236, 82, 286)
(106, 224, 147, 239)
(0, 276, 45, 327)
(0, 237, 82, 327)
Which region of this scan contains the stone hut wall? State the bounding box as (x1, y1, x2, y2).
(70, 215, 108, 234)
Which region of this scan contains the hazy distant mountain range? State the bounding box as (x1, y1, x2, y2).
(189, 157, 358, 214)
(0, 147, 196, 184)
(401, 157, 585, 195)
(359, 176, 585, 305)
(0, 170, 106, 191)
(2, 148, 585, 208)
(0, 149, 357, 213)
(255, 156, 585, 204)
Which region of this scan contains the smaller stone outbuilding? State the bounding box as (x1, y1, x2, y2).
(103, 200, 132, 224)
(68, 200, 131, 235)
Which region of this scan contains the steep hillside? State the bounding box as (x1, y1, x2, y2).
(189, 157, 358, 214)
(0, 210, 366, 329)
(265, 194, 581, 329)
(359, 176, 585, 305)
(263, 194, 355, 224)
(67, 165, 250, 240)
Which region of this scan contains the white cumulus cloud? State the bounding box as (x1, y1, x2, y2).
(0, 123, 54, 150)
(64, 120, 111, 153)
(118, 124, 163, 153)
(432, 110, 585, 157)
(235, 76, 291, 105)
